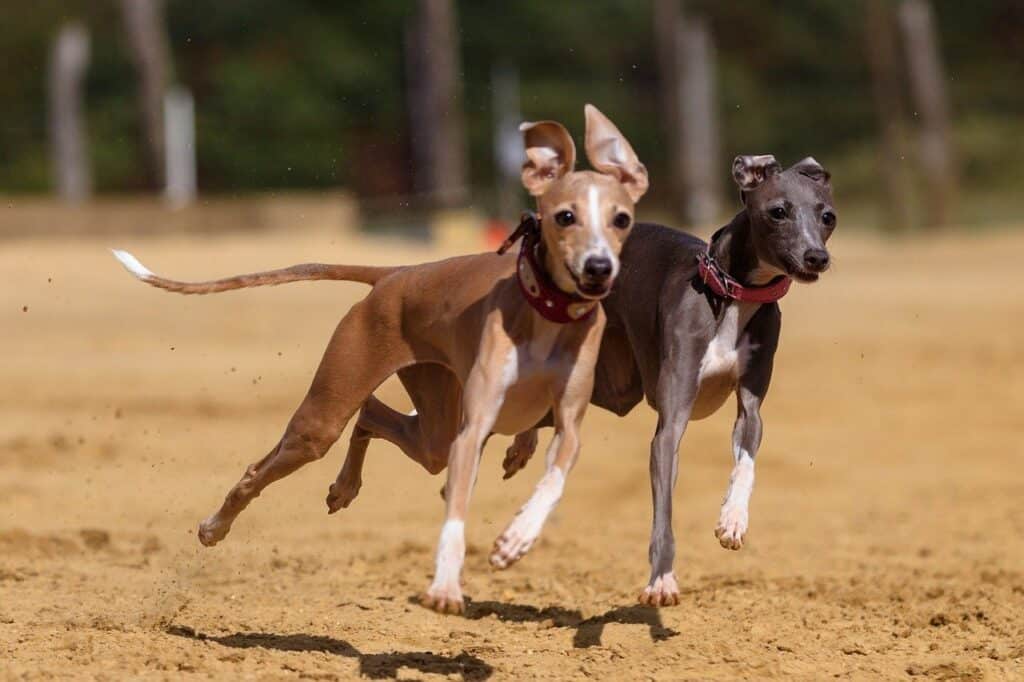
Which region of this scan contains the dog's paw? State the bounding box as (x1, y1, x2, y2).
(197, 516, 229, 547)
(420, 584, 465, 615)
(489, 509, 545, 569)
(639, 573, 681, 607)
(489, 528, 535, 569)
(325, 478, 361, 513)
(502, 431, 538, 480)
(714, 504, 748, 550)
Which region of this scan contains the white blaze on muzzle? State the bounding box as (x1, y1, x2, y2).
(572, 184, 618, 279)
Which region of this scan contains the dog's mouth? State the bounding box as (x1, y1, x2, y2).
(790, 269, 820, 284)
(781, 257, 827, 284)
(567, 265, 612, 299)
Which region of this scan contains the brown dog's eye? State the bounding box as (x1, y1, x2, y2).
(554, 210, 575, 227)
(769, 206, 787, 221)
(822, 211, 837, 228)
(612, 212, 632, 229)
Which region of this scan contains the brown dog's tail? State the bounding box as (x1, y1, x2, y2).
(111, 249, 399, 295)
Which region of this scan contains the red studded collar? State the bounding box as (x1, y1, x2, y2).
(696, 250, 792, 304)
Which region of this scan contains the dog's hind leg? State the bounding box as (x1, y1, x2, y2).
(326, 364, 461, 511)
(501, 429, 539, 480)
(197, 299, 412, 546)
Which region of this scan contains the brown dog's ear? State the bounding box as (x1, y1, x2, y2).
(520, 120, 576, 197)
(791, 156, 831, 186)
(732, 155, 782, 191)
(584, 104, 649, 202)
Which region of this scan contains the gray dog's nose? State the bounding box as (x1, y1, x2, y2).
(803, 248, 830, 271)
(583, 257, 613, 280)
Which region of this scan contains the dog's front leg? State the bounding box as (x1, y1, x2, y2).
(715, 383, 762, 550)
(421, 339, 513, 615)
(716, 305, 779, 550)
(489, 423, 575, 569)
(489, 351, 595, 569)
(640, 346, 699, 607)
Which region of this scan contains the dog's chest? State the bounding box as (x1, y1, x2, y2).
(492, 332, 572, 434)
(692, 302, 758, 419)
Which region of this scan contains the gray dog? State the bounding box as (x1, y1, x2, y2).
(547, 153, 837, 605)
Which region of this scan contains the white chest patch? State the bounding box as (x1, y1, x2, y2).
(698, 304, 740, 383)
(693, 302, 760, 418)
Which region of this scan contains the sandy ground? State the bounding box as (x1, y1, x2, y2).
(3, 222, 1024, 680)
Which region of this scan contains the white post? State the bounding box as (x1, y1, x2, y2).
(164, 86, 196, 208)
(49, 24, 91, 203)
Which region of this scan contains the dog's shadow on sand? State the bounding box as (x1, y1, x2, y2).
(167, 601, 676, 680)
(461, 599, 679, 649)
(167, 625, 494, 681)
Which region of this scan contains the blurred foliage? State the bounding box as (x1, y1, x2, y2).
(0, 1, 1021, 221)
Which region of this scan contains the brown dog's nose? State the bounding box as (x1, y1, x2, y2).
(583, 257, 613, 280)
(803, 248, 830, 272)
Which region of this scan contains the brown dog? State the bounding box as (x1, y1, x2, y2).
(113, 105, 648, 614)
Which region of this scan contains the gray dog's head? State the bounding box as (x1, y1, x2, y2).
(732, 155, 836, 283)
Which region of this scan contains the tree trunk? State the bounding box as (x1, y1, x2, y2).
(676, 15, 720, 226)
(865, 0, 914, 231)
(121, 0, 170, 191)
(898, 0, 956, 226)
(405, 0, 468, 208)
(654, 2, 719, 226)
(49, 24, 91, 203)
(653, 0, 684, 213)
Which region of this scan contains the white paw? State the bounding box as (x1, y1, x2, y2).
(639, 572, 681, 607)
(420, 581, 465, 614)
(714, 504, 748, 550)
(489, 510, 544, 569)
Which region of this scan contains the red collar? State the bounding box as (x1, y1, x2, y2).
(697, 250, 791, 304)
(498, 213, 598, 324)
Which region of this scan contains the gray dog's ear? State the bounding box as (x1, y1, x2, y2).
(791, 156, 831, 185)
(584, 104, 649, 202)
(732, 154, 782, 191)
(520, 120, 576, 197)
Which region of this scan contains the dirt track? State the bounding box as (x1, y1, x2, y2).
(3, 224, 1023, 680)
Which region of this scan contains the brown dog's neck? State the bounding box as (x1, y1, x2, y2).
(536, 239, 577, 297)
(709, 211, 777, 287)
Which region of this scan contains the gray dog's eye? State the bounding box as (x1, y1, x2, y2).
(769, 207, 787, 221)
(612, 212, 632, 229)
(554, 210, 575, 227)
(822, 211, 837, 228)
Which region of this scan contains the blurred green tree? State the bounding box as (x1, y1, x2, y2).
(0, 1, 1020, 225)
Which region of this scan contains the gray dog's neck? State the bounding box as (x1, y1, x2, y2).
(708, 211, 769, 286)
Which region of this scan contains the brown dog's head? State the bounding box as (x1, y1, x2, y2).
(519, 105, 648, 299)
(732, 155, 836, 283)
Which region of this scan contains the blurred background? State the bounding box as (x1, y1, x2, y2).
(2, 0, 1021, 238)
(5, 5, 1024, 677)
